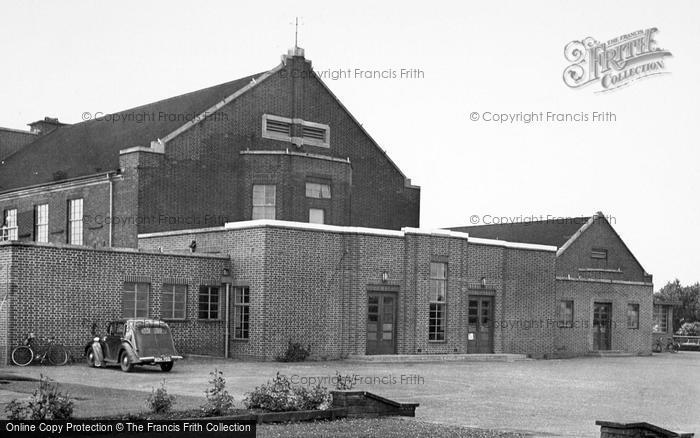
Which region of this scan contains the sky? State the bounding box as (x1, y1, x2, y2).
(1, 0, 698, 287)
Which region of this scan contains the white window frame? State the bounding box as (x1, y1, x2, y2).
(1, 209, 18, 241)
(299, 119, 330, 148)
(123, 282, 149, 318)
(305, 182, 331, 199)
(309, 208, 325, 224)
(68, 198, 83, 245)
(252, 184, 276, 220)
(35, 204, 49, 243)
(161, 284, 187, 320)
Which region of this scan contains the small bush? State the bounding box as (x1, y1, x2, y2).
(334, 371, 357, 390)
(4, 375, 73, 420)
(146, 380, 175, 414)
(276, 340, 311, 362)
(244, 372, 331, 412)
(201, 368, 235, 416)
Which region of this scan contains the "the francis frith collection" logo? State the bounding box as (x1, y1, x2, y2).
(563, 28, 672, 92)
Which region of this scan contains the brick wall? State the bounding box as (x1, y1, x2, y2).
(134, 54, 419, 236)
(555, 278, 653, 355)
(1, 242, 230, 364)
(557, 219, 649, 282)
(140, 223, 559, 360)
(0, 175, 116, 248)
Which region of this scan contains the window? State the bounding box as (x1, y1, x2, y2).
(309, 208, 325, 224)
(262, 114, 292, 141)
(123, 282, 149, 318)
(199, 285, 220, 320)
(67, 198, 83, 245)
(161, 284, 187, 319)
(233, 286, 250, 339)
(558, 300, 574, 328)
(1, 209, 18, 241)
(428, 262, 447, 341)
(305, 182, 331, 199)
(252, 185, 276, 220)
(653, 305, 669, 333)
(261, 114, 330, 148)
(627, 303, 639, 329)
(591, 248, 608, 259)
(35, 204, 49, 243)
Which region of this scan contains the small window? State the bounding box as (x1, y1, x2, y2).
(123, 282, 149, 318)
(428, 262, 447, 341)
(591, 248, 608, 260)
(627, 303, 639, 329)
(558, 300, 574, 328)
(252, 185, 276, 220)
(199, 285, 220, 320)
(35, 204, 49, 243)
(68, 198, 83, 245)
(233, 286, 250, 339)
(1, 208, 18, 241)
(162, 284, 187, 319)
(300, 121, 330, 147)
(309, 208, 325, 224)
(305, 182, 331, 199)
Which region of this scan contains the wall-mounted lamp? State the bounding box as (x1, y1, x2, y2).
(381, 271, 389, 283)
(480, 277, 487, 288)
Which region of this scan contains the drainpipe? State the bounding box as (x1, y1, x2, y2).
(108, 174, 113, 247)
(224, 283, 230, 359)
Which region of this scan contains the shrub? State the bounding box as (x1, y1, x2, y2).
(4, 375, 73, 420)
(677, 321, 700, 336)
(244, 372, 331, 412)
(334, 370, 357, 390)
(146, 380, 175, 414)
(276, 340, 311, 362)
(201, 368, 235, 416)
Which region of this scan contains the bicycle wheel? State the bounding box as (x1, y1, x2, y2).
(11, 346, 33, 366)
(47, 344, 69, 365)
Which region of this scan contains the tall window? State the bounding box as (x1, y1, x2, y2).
(653, 305, 669, 333)
(252, 185, 276, 220)
(233, 286, 250, 339)
(305, 182, 331, 199)
(162, 284, 187, 319)
(428, 262, 447, 341)
(627, 303, 639, 329)
(199, 285, 220, 320)
(558, 300, 574, 328)
(1, 209, 18, 241)
(123, 282, 149, 318)
(35, 204, 49, 243)
(67, 198, 83, 245)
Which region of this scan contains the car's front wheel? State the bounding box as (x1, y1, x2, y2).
(160, 362, 174, 372)
(120, 352, 134, 372)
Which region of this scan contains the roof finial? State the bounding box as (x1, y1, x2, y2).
(295, 17, 299, 49)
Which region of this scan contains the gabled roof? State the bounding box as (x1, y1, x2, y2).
(0, 72, 263, 191)
(448, 217, 590, 248)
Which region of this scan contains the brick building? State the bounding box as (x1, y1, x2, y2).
(0, 48, 654, 363)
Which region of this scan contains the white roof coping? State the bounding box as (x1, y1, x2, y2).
(139, 220, 557, 252)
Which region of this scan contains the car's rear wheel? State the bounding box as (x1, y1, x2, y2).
(160, 362, 173, 372)
(120, 352, 134, 372)
(86, 350, 96, 367)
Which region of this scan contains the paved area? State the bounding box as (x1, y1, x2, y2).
(1, 353, 697, 437)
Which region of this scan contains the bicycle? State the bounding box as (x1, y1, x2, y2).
(11, 333, 69, 366)
(652, 337, 679, 353)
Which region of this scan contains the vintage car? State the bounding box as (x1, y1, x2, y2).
(85, 319, 182, 372)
